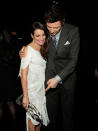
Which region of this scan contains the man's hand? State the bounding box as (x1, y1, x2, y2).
(19, 46, 25, 58)
(45, 78, 58, 92)
(94, 68, 98, 77)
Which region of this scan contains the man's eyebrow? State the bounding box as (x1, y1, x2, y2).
(47, 25, 60, 28)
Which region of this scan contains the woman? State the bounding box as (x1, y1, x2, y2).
(19, 21, 49, 131)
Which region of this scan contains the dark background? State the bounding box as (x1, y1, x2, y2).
(0, 0, 96, 130)
(0, 1, 81, 35)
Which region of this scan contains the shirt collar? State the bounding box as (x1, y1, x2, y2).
(50, 28, 62, 41)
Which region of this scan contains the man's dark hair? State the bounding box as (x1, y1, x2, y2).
(44, 3, 65, 25)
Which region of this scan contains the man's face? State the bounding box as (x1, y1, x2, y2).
(46, 21, 62, 36)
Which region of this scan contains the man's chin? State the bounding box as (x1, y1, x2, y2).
(51, 33, 56, 36)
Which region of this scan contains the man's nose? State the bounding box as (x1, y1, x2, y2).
(50, 29, 55, 33)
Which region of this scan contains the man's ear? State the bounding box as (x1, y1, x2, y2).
(31, 33, 34, 39)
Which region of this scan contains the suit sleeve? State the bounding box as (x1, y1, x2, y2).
(58, 27, 80, 81)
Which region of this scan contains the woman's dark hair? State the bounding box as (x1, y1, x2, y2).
(44, 3, 65, 25)
(31, 21, 49, 60)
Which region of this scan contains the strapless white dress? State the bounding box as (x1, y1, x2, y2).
(19, 45, 49, 130)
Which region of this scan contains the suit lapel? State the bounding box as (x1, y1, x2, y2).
(57, 25, 68, 51)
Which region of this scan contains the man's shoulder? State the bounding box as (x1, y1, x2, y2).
(62, 23, 79, 35)
(63, 23, 78, 30)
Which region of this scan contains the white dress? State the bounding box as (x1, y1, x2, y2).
(19, 45, 49, 130)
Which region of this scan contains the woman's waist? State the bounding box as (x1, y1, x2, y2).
(27, 83, 45, 91)
(29, 64, 46, 69)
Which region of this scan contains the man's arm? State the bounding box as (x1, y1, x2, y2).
(58, 27, 80, 81)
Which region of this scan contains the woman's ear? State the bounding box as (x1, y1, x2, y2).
(31, 33, 33, 39)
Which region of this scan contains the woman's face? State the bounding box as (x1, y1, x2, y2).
(31, 29, 46, 46)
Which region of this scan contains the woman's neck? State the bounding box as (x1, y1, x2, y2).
(30, 41, 41, 51)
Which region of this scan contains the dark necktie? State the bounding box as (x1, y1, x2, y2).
(51, 36, 57, 48)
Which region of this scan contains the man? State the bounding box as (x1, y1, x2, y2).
(20, 3, 80, 131)
(44, 3, 80, 131)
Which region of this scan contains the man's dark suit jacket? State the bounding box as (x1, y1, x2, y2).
(45, 23, 80, 89)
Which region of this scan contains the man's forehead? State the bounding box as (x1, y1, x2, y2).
(46, 21, 61, 26)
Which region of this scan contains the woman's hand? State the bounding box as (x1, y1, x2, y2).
(22, 95, 29, 110)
